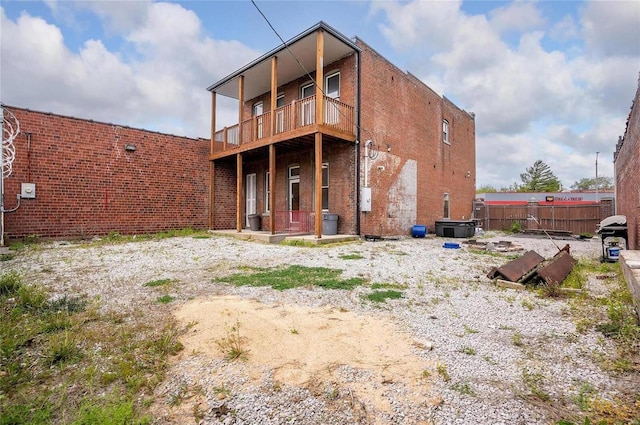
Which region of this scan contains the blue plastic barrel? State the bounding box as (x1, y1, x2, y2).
(412, 225, 427, 238)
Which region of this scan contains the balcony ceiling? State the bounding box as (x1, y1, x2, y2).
(209, 22, 359, 102)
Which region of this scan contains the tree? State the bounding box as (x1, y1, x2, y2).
(476, 184, 497, 193)
(570, 176, 613, 191)
(519, 160, 561, 192)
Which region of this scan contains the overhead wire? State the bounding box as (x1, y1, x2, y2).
(249, 0, 380, 154)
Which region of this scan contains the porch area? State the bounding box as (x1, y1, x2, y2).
(209, 229, 359, 245)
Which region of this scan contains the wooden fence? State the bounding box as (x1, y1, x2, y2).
(474, 201, 614, 235)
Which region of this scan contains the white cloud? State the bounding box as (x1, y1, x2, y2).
(489, 0, 546, 34)
(0, 3, 259, 138)
(375, 0, 638, 188)
(580, 0, 640, 57)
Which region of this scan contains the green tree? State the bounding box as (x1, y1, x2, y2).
(519, 160, 561, 192)
(570, 176, 613, 191)
(476, 184, 497, 193)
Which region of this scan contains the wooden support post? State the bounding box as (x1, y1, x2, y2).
(236, 153, 243, 232)
(270, 57, 277, 137)
(269, 144, 276, 234)
(209, 161, 215, 229)
(238, 75, 244, 144)
(315, 133, 322, 239)
(210, 92, 216, 154)
(315, 30, 324, 126)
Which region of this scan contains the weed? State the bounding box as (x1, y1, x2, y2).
(215, 320, 249, 361)
(366, 290, 403, 303)
(521, 298, 535, 310)
(458, 346, 477, 355)
(213, 265, 365, 291)
(157, 295, 175, 304)
(0, 253, 14, 261)
(370, 282, 407, 290)
(143, 278, 173, 287)
(521, 368, 550, 402)
(46, 331, 82, 366)
(463, 325, 479, 335)
(451, 382, 476, 396)
(421, 369, 431, 378)
(510, 221, 522, 233)
(436, 364, 450, 382)
(512, 331, 524, 347)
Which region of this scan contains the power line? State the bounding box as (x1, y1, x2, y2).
(249, 0, 378, 149)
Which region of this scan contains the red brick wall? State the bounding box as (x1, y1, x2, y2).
(2, 106, 210, 240)
(615, 77, 640, 249)
(357, 40, 476, 235)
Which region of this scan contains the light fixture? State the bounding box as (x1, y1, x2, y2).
(124, 144, 136, 152)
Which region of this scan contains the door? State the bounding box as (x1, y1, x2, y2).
(275, 94, 285, 134)
(300, 83, 314, 126)
(246, 173, 257, 227)
(253, 102, 263, 139)
(288, 166, 300, 225)
(325, 72, 340, 124)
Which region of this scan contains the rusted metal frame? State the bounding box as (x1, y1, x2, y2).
(487, 250, 545, 282)
(537, 251, 577, 286)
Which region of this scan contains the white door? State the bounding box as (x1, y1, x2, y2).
(253, 102, 263, 139)
(300, 83, 314, 126)
(246, 173, 257, 227)
(288, 166, 300, 225)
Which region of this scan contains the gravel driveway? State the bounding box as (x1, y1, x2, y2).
(5, 232, 636, 424)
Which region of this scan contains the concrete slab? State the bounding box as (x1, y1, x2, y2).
(620, 250, 640, 321)
(208, 229, 359, 245)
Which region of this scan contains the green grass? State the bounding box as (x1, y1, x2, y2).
(157, 295, 175, 304)
(143, 278, 173, 287)
(78, 228, 210, 247)
(339, 253, 364, 260)
(212, 265, 366, 291)
(366, 290, 403, 303)
(0, 271, 182, 424)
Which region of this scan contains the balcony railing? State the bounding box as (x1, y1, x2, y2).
(212, 95, 354, 154)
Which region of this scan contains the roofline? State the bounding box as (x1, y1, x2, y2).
(206, 21, 361, 92)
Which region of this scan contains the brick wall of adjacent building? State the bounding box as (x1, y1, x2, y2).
(357, 40, 476, 235)
(614, 76, 640, 250)
(2, 106, 210, 240)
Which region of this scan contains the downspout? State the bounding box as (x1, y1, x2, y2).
(355, 46, 361, 236)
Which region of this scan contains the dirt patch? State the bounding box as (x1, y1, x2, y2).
(174, 296, 436, 413)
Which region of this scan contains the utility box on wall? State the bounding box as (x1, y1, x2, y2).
(21, 183, 36, 199)
(361, 187, 371, 212)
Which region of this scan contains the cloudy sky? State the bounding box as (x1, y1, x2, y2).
(1, 0, 639, 189)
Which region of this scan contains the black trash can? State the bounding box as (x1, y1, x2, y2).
(248, 214, 261, 231)
(322, 213, 338, 235)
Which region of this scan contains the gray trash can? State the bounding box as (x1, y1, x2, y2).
(322, 213, 338, 235)
(248, 214, 261, 231)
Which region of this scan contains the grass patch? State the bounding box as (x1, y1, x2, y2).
(451, 382, 476, 396)
(370, 282, 407, 290)
(458, 346, 477, 355)
(212, 265, 365, 291)
(157, 295, 175, 304)
(0, 271, 181, 424)
(143, 278, 173, 287)
(339, 253, 364, 260)
(366, 290, 403, 303)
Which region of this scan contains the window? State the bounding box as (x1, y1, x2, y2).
(442, 119, 449, 144)
(264, 171, 270, 213)
(253, 101, 264, 139)
(313, 163, 329, 211)
(276, 94, 285, 107)
(443, 193, 450, 219)
(325, 72, 340, 100)
(301, 83, 314, 99)
(322, 163, 329, 210)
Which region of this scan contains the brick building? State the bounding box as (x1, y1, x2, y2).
(614, 74, 640, 250)
(208, 22, 476, 238)
(1, 106, 210, 240)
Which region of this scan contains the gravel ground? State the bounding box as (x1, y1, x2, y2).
(4, 232, 636, 424)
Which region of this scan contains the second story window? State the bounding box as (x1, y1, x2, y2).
(443, 119, 449, 144)
(325, 72, 340, 100)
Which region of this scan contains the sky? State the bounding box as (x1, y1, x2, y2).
(1, 0, 639, 190)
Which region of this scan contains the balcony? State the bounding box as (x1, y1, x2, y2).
(212, 95, 355, 157)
